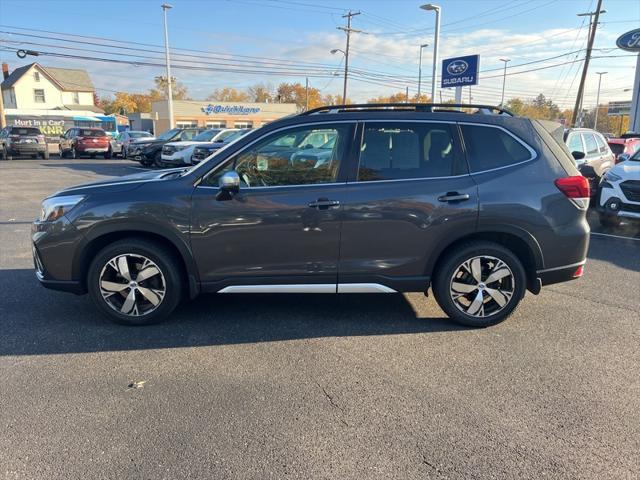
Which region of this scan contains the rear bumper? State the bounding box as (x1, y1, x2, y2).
(77, 146, 109, 153)
(536, 261, 585, 287)
(8, 144, 46, 154)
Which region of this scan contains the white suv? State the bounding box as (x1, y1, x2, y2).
(160, 128, 238, 167)
(597, 150, 640, 227)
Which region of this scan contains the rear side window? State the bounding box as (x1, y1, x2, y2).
(460, 124, 533, 173)
(594, 134, 608, 153)
(582, 134, 598, 155)
(357, 122, 464, 181)
(567, 134, 584, 153)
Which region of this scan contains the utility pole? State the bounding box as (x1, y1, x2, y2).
(594, 71, 607, 130)
(0, 86, 5, 129)
(499, 58, 510, 106)
(161, 3, 175, 129)
(405, 86, 409, 103)
(337, 11, 361, 104)
(305, 77, 309, 111)
(571, 0, 605, 127)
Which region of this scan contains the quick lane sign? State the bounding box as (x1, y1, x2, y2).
(608, 101, 631, 116)
(201, 104, 260, 115)
(441, 55, 479, 88)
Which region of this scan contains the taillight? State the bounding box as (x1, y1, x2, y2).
(573, 265, 584, 278)
(555, 176, 590, 208)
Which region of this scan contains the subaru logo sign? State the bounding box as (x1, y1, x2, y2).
(441, 55, 479, 88)
(616, 28, 640, 52)
(447, 60, 468, 75)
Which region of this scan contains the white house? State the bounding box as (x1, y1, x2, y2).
(1, 62, 102, 112)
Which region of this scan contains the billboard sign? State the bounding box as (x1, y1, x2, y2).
(608, 101, 631, 116)
(441, 55, 479, 88)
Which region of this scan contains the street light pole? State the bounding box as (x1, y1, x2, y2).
(417, 43, 429, 100)
(161, 3, 174, 129)
(594, 71, 607, 130)
(420, 4, 441, 103)
(499, 58, 510, 106)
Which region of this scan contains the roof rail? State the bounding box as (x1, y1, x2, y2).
(301, 103, 515, 117)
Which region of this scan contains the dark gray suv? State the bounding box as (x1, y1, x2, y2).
(32, 104, 590, 327)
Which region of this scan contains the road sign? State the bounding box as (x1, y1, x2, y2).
(608, 101, 631, 116)
(441, 55, 479, 88)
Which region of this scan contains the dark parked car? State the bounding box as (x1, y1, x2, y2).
(127, 127, 205, 167)
(60, 128, 111, 159)
(0, 126, 48, 160)
(190, 129, 252, 164)
(32, 103, 590, 327)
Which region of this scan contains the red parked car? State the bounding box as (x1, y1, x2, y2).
(59, 128, 112, 159)
(607, 136, 640, 164)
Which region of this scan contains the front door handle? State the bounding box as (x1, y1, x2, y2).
(308, 198, 340, 210)
(438, 192, 470, 203)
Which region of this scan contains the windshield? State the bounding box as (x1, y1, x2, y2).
(157, 128, 181, 141)
(11, 128, 41, 136)
(222, 130, 247, 143)
(129, 131, 152, 138)
(193, 129, 221, 142)
(631, 150, 640, 162)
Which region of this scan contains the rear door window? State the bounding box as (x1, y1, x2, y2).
(357, 122, 465, 181)
(594, 134, 608, 153)
(567, 134, 585, 154)
(460, 124, 533, 173)
(582, 133, 599, 156)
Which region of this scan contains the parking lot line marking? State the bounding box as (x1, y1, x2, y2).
(590, 232, 640, 242)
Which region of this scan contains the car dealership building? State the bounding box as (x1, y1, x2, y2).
(152, 100, 298, 132)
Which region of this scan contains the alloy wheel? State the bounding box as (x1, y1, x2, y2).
(99, 253, 166, 317)
(449, 255, 515, 318)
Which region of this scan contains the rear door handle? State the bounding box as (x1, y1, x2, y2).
(438, 192, 470, 202)
(308, 198, 340, 210)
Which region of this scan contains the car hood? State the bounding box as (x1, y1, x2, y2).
(611, 160, 640, 180)
(51, 168, 185, 197)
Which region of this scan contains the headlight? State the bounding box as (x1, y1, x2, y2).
(40, 195, 85, 222)
(604, 171, 622, 182)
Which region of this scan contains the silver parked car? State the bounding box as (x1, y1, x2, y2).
(111, 131, 154, 158)
(564, 128, 615, 194)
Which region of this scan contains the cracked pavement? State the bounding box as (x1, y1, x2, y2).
(1, 159, 639, 479)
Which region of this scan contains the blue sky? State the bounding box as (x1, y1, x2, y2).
(0, 0, 638, 107)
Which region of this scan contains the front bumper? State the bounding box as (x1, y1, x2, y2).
(597, 181, 640, 221)
(32, 216, 87, 294)
(160, 150, 191, 166)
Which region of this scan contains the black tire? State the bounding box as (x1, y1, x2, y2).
(598, 213, 621, 229)
(104, 149, 112, 159)
(3, 147, 13, 160)
(121, 147, 127, 159)
(87, 239, 183, 326)
(40, 150, 50, 160)
(90, 153, 96, 159)
(31, 154, 38, 159)
(432, 241, 527, 328)
(153, 150, 163, 168)
(0, 147, 6, 160)
(70, 147, 77, 159)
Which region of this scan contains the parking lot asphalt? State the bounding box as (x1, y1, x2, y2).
(1, 158, 638, 479)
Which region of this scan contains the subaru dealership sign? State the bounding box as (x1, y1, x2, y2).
(201, 104, 261, 115)
(441, 55, 479, 88)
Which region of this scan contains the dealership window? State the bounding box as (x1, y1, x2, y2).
(34, 71, 40, 82)
(234, 121, 253, 129)
(73, 92, 79, 104)
(34, 89, 46, 103)
(176, 121, 198, 128)
(206, 121, 226, 128)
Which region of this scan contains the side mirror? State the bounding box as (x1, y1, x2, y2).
(571, 151, 585, 161)
(617, 153, 630, 163)
(217, 170, 240, 200)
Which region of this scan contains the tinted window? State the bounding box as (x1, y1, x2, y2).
(180, 130, 198, 141)
(582, 134, 598, 155)
(358, 122, 463, 181)
(567, 134, 584, 153)
(205, 124, 350, 187)
(11, 127, 41, 136)
(461, 125, 532, 172)
(79, 129, 106, 137)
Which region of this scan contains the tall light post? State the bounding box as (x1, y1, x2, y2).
(161, 3, 174, 129)
(594, 71, 607, 130)
(417, 43, 429, 100)
(330, 48, 347, 101)
(499, 58, 511, 106)
(420, 4, 441, 103)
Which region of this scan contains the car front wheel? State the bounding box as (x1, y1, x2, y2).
(87, 239, 183, 325)
(433, 242, 526, 328)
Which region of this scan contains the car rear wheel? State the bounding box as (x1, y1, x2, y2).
(31, 154, 38, 159)
(104, 149, 112, 159)
(70, 148, 78, 159)
(433, 242, 526, 328)
(87, 239, 183, 325)
(40, 150, 50, 159)
(90, 153, 96, 159)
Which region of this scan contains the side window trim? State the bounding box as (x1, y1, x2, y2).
(196, 121, 357, 189)
(460, 122, 538, 175)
